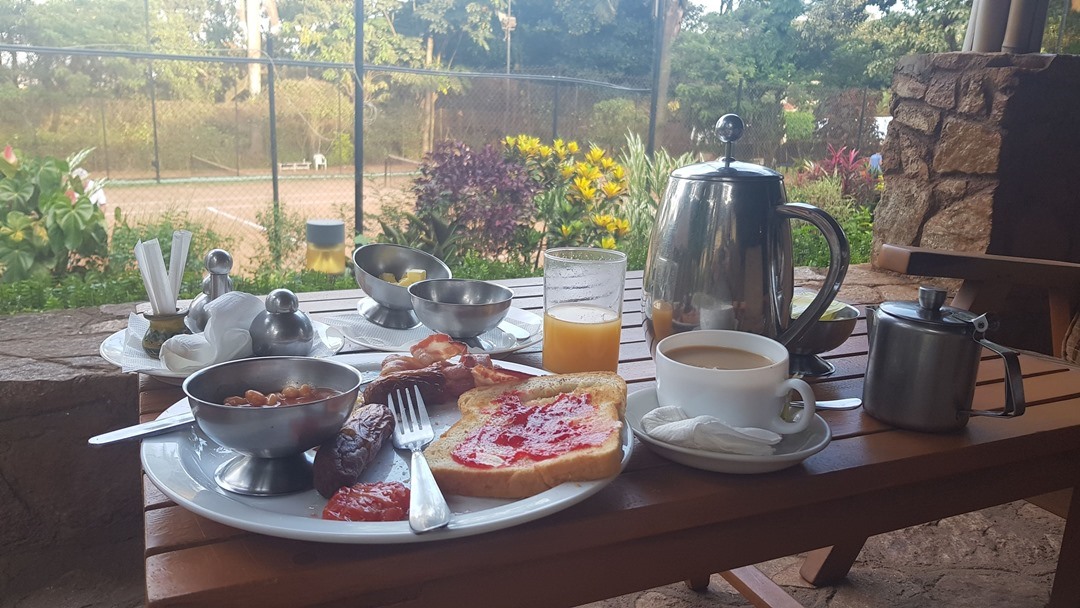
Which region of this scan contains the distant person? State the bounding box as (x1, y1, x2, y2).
(72, 168, 107, 207)
(869, 152, 882, 173)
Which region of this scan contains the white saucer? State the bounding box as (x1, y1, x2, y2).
(327, 302, 543, 355)
(626, 388, 831, 474)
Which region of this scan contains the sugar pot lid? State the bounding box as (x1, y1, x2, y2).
(879, 286, 989, 334)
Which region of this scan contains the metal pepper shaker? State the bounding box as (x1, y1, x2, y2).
(249, 289, 315, 356)
(206, 249, 234, 301)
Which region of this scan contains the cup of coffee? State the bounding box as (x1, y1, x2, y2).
(654, 330, 817, 435)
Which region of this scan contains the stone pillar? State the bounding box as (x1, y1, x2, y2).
(874, 53, 1080, 351)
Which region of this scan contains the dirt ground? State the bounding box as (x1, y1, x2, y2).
(105, 170, 414, 275)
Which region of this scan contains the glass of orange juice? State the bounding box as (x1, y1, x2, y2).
(542, 248, 627, 373)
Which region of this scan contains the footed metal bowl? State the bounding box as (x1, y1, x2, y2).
(408, 278, 513, 338)
(182, 356, 362, 495)
(352, 244, 452, 329)
(788, 302, 859, 377)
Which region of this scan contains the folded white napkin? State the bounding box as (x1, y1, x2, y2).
(159, 291, 265, 373)
(641, 406, 782, 456)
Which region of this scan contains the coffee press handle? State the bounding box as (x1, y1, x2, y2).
(775, 202, 851, 346)
(969, 338, 1026, 418)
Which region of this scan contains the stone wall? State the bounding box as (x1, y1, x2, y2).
(874, 52, 1080, 351)
(0, 305, 141, 598)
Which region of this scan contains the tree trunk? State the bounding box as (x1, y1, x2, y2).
(654, 0, 685, 129)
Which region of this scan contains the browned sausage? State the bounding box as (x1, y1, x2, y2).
(312, 403, 395, 498)
(361, 367, 447, 407)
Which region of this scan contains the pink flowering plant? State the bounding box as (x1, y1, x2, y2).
(0, 147, 109, 281)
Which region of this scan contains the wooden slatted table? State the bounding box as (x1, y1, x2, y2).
(138, 272, 1080, 607)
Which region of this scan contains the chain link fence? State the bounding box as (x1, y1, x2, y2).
(3, 45, 886, 274)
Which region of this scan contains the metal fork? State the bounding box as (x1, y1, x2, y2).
(387, 385, 451, 533)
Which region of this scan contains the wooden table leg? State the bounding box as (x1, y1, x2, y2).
(799, 539, 867, 586)
(720, 567, 805, 608)
(1048, 487, 1080, 608)
(684, 574, 711, 591)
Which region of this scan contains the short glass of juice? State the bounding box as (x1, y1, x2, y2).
(542, 247, 627, 373)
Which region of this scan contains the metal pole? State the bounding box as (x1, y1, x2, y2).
(234, 84, 241, 177)
(551, 81, 560, 140)
(100, 101, 111, 178)
(144, 0, 161, 183)
(354, 0, 365, 236)
(855, 87, 868, 152)
(646, 0, 664, 158)
(267, 33, 280, 206)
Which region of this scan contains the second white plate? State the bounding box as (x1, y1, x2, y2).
(329, 302, 543, 355)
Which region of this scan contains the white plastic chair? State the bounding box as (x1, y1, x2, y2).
(313, 154, 327, 170)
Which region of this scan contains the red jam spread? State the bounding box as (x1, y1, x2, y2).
(321, 481, 410, 522)
(451, 391, 617, 469)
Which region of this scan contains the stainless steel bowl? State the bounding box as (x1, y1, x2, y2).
(182, 356, 361, 495)
(408, 278, 513, 338)
(788, 302, 859, 377)
(352, 244, 452, 329)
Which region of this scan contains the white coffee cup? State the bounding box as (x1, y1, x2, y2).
(654, 330, 816, 435)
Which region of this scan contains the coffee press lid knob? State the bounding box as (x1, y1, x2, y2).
(715, 114, 744, 143)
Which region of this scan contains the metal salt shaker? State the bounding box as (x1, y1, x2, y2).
(249, 289, 315, 356)
(189, 250, 234, 332)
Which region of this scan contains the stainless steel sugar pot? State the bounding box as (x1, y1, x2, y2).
(642, 114, 850, 351)
(863, 287, 1025, 432)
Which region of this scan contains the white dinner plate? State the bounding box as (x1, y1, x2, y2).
(99, 320, 345, 385)
(626, 388, 830, 474)
(140, 353, 632, 544)
(328, 302, 543, 356)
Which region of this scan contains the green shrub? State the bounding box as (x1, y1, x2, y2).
(787, 175, 872, 267)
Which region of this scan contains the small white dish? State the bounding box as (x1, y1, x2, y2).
(99, 320, 345, 385)
(626, 388, 831, 474)
(329, 302, 543, 355)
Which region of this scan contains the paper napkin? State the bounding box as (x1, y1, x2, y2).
(641, 406, 782, 456)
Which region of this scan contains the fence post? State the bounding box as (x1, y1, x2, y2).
(551, 80, 560, 140)
(267, 33, 280, 207)
(647, 0, 665, 158)
(354, 0, 365, 235)
(99, 100, 111, 179)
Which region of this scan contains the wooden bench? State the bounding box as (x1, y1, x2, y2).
(278, 161, 311, 171)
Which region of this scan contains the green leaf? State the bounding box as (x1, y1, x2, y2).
(0, 179, 35, 211)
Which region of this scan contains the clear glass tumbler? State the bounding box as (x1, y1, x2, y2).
(542, 247, 627, 373)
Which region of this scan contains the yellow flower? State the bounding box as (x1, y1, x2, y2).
(567, 141, 579, 154)
(538, 145, 552, 158)
(592, 213, 613, 229)
(614, 218, 630, 236)
(573, 177, 596, 201)
(585, 146, 605, 164)
(560, 165, 575, 179)
(611, 165, 626, 180)
(560, 224, 573, 237)
(600, 157, 615, 170)
(601, 236, 617, 250)
(575, 163, 602, 182)
(504, 136, 517, 148)
(601, 181, 624, 199)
